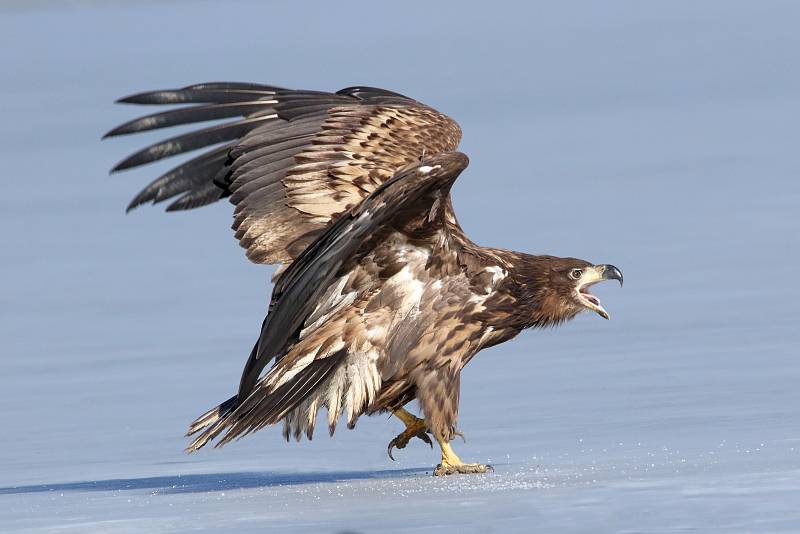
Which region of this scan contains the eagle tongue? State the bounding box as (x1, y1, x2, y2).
(580, 287, 600, 306)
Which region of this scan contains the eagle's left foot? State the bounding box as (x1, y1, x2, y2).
(432, 436, 492, 476)
(433, 462, 493, 476)
(388, 408, 432, 461)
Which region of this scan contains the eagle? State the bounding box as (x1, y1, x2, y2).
(106, 82, 622, 476)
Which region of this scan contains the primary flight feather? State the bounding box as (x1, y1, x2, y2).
(107, 81, 622, 475)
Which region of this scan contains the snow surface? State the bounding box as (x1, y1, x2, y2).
(2, 1, 799, 532)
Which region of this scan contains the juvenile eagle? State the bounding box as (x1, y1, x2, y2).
(107, 82, 622, 475)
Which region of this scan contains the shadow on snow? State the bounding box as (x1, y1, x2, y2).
(0, 467, 430, 496)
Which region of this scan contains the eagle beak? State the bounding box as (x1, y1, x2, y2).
(600, 264, 624, 287)
(575, 264, 623, 320)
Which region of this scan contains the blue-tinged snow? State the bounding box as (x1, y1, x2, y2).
(1, 1, 799, 532)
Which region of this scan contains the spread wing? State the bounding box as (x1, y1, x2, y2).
(186, 152, 472, 450)
(106, 82, 462, 264)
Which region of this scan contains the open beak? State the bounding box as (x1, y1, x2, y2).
(576, 264, 623, 320)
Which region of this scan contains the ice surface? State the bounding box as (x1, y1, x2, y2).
(1, 1, 799, 532)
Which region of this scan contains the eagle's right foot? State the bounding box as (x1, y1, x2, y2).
(387, 417, 432, 461)
(388, 408, 433, 460)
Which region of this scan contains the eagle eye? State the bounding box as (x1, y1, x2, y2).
(569, 268, 583, 280)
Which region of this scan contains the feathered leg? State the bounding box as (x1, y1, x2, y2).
(387, 407, 432, 460)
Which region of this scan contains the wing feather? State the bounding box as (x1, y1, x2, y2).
(106, 81, 462, 264)
(165, 180, 224, 211)
(104, 101, 276, 137)
(127, 143, 234, 212)
(116, 86, 282, 105)
(110, 115, 275, 171)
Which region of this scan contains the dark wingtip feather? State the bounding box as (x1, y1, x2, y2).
(121, 143, 233, 211)
(104, 118, 149, 138)
(125, 195, 148, 213)
(125, 179, 164, 211)
(115, 89, 205, 105)
(165, 183, 224, 211)
(181, 82, 287, 92)
(104, 102, 276, 138)
(165, 197, 191, 212)
(116, 88, 280, 106)
(336, 86, 414, 101)
(110, 116, 270, 172)
(116, 92, 162, 105)
(103, 128, 124, 139)
(110, 156, 139, 173)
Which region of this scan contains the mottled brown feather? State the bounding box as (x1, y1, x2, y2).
(107, 83, 461, 265)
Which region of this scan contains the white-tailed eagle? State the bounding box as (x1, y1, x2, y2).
(106, 82, 622, 475)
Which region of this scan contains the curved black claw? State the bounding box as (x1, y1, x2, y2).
(387, 426, 433, 461)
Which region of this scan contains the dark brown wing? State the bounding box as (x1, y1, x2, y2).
(106, 82, 462, 264)
(185, 153, 471, 450)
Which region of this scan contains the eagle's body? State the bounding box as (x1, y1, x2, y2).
(108, 82, 621, 475)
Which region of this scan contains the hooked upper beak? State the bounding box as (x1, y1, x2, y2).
(575, 264, 623, 320)
(600, 264, 623, 287)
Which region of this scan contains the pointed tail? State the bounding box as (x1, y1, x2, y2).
(185, 395, 238, 453)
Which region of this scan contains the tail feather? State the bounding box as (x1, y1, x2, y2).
(185, 395, 238, 452)
(184, 353, 346, 452)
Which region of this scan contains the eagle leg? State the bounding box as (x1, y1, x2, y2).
(387, 408, 433, 461)
(432, 437, 493, 476)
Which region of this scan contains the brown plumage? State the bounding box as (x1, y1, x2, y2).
(107, 82, 622, 475)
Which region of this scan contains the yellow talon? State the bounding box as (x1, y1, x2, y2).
(387, 408, 433, 460)
(432, 435, 492, 476)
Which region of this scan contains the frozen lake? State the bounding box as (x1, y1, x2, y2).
(2, 1, 799, 532)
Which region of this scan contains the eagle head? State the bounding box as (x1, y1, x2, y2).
(518, 255, 622, 326)
(508, 255, 624, 327)
(547, 259, 623, 320)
